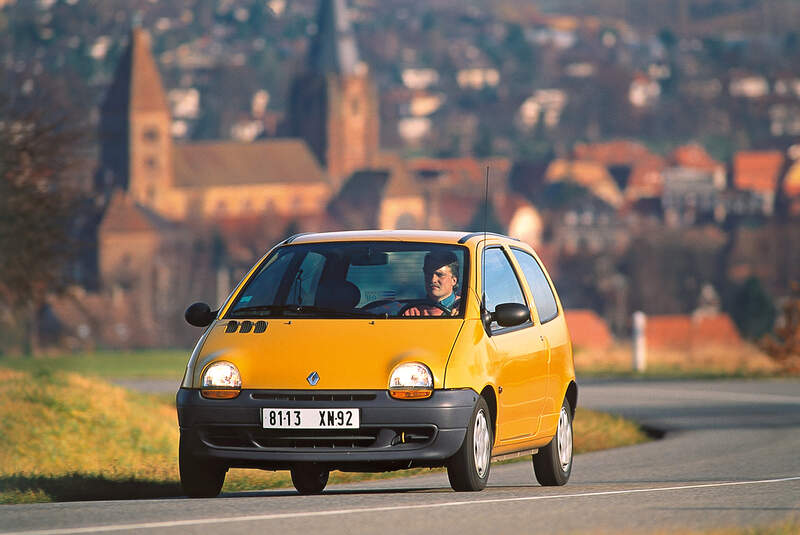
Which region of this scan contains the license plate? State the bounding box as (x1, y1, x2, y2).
(261, 408, 360, 429)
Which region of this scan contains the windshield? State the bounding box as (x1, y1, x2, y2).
(226, 241, 469, 319)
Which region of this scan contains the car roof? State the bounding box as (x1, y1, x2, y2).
(284, 230, 519, 245)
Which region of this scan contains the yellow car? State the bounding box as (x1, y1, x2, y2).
(178, 230, 576, 497)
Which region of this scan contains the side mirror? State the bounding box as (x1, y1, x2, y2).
(185, 302, 216, 327)
(492, 303, 530, 327)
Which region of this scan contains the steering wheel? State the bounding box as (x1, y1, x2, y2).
(398, 300, 451, 316)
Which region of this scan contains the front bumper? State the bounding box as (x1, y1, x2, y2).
(176, 388, 478, 471)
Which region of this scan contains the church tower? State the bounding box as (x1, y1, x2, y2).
(96, 28, 173, 210)
(288, 0, 380, 187)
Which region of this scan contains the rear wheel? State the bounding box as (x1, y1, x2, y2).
(447, 396, 492, 491)
(291, 464, 330, 495)
(179, 436, 226, 498)
(532, 398, 573, 486)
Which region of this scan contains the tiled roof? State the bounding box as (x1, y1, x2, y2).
(565, 309, 613, 349)
(669, 143, 722, 172)
(625, 154, 666, 199)
(733, 150, 785, 193)
(377, 152, 418, 198)
(572, 140, 652, 166)
(407, 157, 510, 193)
(129, 28, 169, 113)
(545, 159, 623, 207)
(99, 190, 175, 234)
(173, 139, 327, 188)
(646, 313, 741, 349)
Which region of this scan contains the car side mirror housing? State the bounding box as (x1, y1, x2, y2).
(492, 303, 530, 327)
(185, 302, 216, 327)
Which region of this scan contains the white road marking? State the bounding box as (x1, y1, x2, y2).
(4, 476, 800, 535)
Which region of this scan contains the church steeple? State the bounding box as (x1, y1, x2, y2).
(308, 0, 361, 76)
(289, 0, 379, 186)
(96, 28, 172, 209)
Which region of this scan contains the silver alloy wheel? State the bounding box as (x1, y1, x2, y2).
(557, 406, 573, 472)
(473, 409, 491, 478)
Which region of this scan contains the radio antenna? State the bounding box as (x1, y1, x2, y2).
(482, 166, 489, 315)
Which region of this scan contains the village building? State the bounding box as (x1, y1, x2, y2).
(47, 0, 543, 349)
(730, 150, 786, 217)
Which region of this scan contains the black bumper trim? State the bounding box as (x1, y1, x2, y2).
(176, 388, 478, 470)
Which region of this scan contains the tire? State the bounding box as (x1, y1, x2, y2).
(447, 396, 492, 492)
(291, 464, 330, 495)
(179, 436, 226, 498)
(533, 398, 573, 486)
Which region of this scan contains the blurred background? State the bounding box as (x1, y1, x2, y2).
(1, 0, 798, 373)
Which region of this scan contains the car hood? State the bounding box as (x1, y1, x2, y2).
(187, 318, 464, 390)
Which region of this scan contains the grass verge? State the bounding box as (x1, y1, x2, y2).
(0, 366, 649, 504)
(574, 343, 787, 379)
(0, 350, 188, 380)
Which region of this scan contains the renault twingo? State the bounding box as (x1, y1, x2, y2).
(178, 230, 576, 497)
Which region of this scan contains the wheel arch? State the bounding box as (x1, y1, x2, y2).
(480, 385, 498, 440)
(564, 380, 578, 418)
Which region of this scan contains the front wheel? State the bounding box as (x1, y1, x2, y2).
(291, 464, 330, 495)
(532, 398, 573, 486)
(447, 396, 492, 491)
(179, 436, 226, 498)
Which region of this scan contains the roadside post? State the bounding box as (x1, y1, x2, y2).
(633, 311, 647, 372)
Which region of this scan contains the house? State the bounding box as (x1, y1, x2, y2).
(732, 150, 785, 215)
(729, 74, 769, 99)
(661, 166, 721, 226)
(517, 89, 567, 130)
(544, 159, 624, 208)
(659, 144, 727, 226)
(625, 154, 666, 202)
(629, 72, 660, 108)
(572, 139, 655, 194)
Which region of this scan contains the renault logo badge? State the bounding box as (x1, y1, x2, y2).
(307, 371, 320, 386)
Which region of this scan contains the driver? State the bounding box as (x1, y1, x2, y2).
(402, 251, 460, 316)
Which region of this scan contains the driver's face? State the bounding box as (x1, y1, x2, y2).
(425, 264, 457, 302)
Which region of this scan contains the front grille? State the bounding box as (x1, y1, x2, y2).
(253, 428, 380, 448)
(251, 392, 377, 402)
(200, 425, 435, 450)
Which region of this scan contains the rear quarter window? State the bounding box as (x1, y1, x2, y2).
(511, 248, 559, 323)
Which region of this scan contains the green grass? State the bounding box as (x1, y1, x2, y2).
(0, 365, 652, 504)
(0, 349, 189, 380)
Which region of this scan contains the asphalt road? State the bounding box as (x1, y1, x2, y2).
(2, 379, 799, 535)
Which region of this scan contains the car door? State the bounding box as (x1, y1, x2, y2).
(483, 246, 550, 444)
(510, 247, 566, 435)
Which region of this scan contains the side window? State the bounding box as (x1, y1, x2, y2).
(512, 249, 559, 323)
(483, 247, 529, 332)
(286, 252, 326, 305)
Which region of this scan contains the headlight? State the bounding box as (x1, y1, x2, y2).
(388, 362, 433, 399)
(201, 361, 241, 399)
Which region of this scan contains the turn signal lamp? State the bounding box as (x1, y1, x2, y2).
(389, 362, 433, 400)
(201, 361, 242, 399)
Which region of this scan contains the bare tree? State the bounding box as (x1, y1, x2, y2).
(0, 92, 90, 355)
